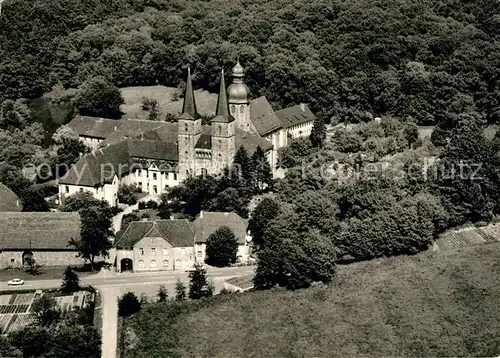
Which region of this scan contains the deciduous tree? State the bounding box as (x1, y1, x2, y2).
(248, 197, 280, 249)
(205, 226, 239, 267)
(73, 76, 124, 119)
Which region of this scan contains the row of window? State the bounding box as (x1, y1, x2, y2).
(136, 170, 178, 181)
(230, 105, 245, 114)
(138, 247, 200, 257)
(137, 259, 169, 269)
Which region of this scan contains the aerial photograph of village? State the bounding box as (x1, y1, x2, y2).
(0, 0, 500, 357)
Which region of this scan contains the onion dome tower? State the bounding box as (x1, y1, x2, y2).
(227, 61, 252, 131)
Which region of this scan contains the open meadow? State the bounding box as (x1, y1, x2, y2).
(119, 243, 500, 357)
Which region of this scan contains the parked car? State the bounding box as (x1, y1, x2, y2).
(7, 278, 24, 286)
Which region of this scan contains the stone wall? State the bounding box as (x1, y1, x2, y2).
(0, 250, 85, 269)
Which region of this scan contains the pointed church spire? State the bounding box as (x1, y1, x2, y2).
(216, 69, 229, 117)
(180, 66, 199, 119)
(212, 69, 234, 123)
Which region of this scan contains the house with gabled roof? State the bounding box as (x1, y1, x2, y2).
(0, 212, 84, 269)
(192, 211, 251, 263)
(113, 211, 252, 272)
(113, 219, 196, 272)
(60, 61, 314, 206)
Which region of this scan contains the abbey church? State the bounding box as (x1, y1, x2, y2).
(59, 62, 315, 206)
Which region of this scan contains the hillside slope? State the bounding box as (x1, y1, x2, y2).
(120, 243, 500, 357)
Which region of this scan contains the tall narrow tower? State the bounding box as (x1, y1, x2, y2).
(211, 69, 235, 173)
(227, 61, 252, 132)
(177, 67, 202, 180)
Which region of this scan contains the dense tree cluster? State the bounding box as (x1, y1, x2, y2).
(1, 0, 499, 126)
(254, 114, 500, 289)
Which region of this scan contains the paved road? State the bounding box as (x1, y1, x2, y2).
(0, 266, 255, 292)
(1, 266, 255, 358)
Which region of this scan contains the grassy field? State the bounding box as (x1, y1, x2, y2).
(120, 86, 218, 120)
(119, 243, 500, 357)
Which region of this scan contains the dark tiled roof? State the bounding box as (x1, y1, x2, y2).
(249, 96, 283, 136)
(59, 141, 131, 186)
(0, 212, 81, 250)
(66, 116, 120, 139)
(128, 139, 178, 161)
(139, 123, 178, 143)
(99, 120, 165, 147)
(114, 220, 194, 248)
(275, 104, 315, 129)
(60, 136, 180, 186)
(195, 133, 212, 149)
(192, 211, 247, 244)
(235, 128, 273, 154)
(0, 183, 21, 212)
(155, 220, 195, 247)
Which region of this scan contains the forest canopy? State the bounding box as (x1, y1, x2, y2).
(0, 0, 499, 125)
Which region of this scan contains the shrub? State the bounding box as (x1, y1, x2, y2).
(118, 292, 141, 317)
(110, 206, 124, 216)
(146, 200, 158, 209)
(141, 97, 157, 111)
(157, 285, 168, 302)
(121, 212, 140, 230)
(175, 279, 186, 301)
(118, 184, 139, 205)
(60, 266, 80, 293)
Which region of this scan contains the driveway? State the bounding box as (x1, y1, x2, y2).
(98, 286, 119, 358)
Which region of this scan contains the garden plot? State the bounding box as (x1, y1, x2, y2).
(0, 314, 13, 333)
(0, 290, 93, 333)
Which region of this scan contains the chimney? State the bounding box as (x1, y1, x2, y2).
(114, 125, 117, 131)
(300, 103, 305, 112)
(200, 211, 203, 219)
(169, 215, 174, 220)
